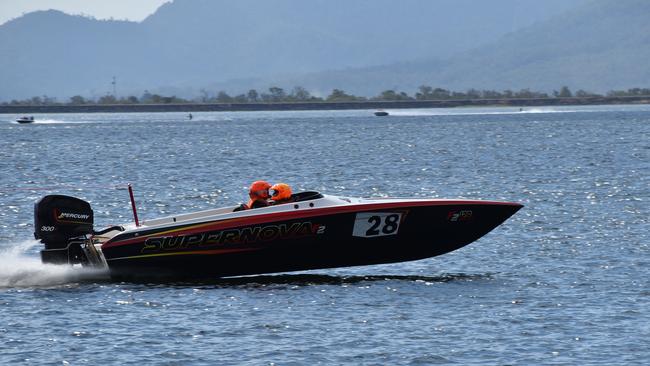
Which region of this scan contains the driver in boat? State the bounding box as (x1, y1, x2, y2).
(269, 183, 293, 205)
(234, 180, 271, 211)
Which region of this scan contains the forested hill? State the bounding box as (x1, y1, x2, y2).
(0, 0, 613, 100)
(278, 0, 650, 95)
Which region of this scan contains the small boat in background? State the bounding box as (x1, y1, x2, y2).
(16, 116, 35, 123)
(374, 111, 389, 116)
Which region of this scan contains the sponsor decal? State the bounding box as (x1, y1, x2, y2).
(58, 212, 90, 220)
(447, 210, 473, 222)
(141, 221, 326, 254)
(54, 209, 91, 223)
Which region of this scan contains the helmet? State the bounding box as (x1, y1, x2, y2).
(249, 180, 271, 199)
(270, 183, 292, 202)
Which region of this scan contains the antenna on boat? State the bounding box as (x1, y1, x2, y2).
(128, 183, 140, 227)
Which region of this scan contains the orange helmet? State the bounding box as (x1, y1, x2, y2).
(249, 180, 271, 199)
(270, 183, 292, 202)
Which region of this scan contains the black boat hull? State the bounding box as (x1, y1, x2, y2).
(102, 201, 521, 279)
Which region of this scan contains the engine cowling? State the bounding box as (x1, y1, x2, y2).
(34, 195, 94, 264)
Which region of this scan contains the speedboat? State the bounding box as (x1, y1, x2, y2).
(16, 116, 35, 123)
(33, 191, 522, 280)
(374, 111, 389, 116)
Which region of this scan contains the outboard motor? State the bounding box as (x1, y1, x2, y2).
(34, 195, 94, 265)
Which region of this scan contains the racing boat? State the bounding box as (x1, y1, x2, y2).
(33, 191, 522, 280)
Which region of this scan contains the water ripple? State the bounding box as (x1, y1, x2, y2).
(1, 106, 649, 364)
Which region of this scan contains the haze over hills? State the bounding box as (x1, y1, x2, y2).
(281, 0, 650, 95)
(2, 0, 645, 101)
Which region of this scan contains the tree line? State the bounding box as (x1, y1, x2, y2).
(3, 86, 650, 106)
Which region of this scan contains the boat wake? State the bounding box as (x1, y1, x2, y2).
(0, 240, 109, 289)
(9, 119, 67, 124)
(30, 119, 66, 124)
(155, 272, 495, 288)
(0, 241, 493, 288)
(387, 108, 580, 117)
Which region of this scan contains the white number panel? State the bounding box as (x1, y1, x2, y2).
(352, 212, 403, 238)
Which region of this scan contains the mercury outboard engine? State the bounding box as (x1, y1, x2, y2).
(34, 195, 94, 265)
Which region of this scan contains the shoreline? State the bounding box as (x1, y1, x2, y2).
(1, 95, 649, 114)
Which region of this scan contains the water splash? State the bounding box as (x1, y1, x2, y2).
(0, 240, 109, 288)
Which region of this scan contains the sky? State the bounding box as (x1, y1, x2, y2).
(0, 0, 168, 25)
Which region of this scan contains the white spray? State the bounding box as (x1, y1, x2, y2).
(0, 239, 109, 288)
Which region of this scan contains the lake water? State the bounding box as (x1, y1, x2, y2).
(1, 105, 648, 365)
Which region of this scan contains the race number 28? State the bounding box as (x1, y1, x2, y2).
(352, 212, 403, 237)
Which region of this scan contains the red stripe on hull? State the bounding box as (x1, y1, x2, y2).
(102, 200, 521, 249)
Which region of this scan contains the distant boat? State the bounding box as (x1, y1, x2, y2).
(16, 116, 34, 124)
(374, 111, 389, 116)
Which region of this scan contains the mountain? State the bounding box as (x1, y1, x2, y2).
(0, 0, 587, 100)
(272, 0, 650, 95)
(0, 10, 142, 99)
